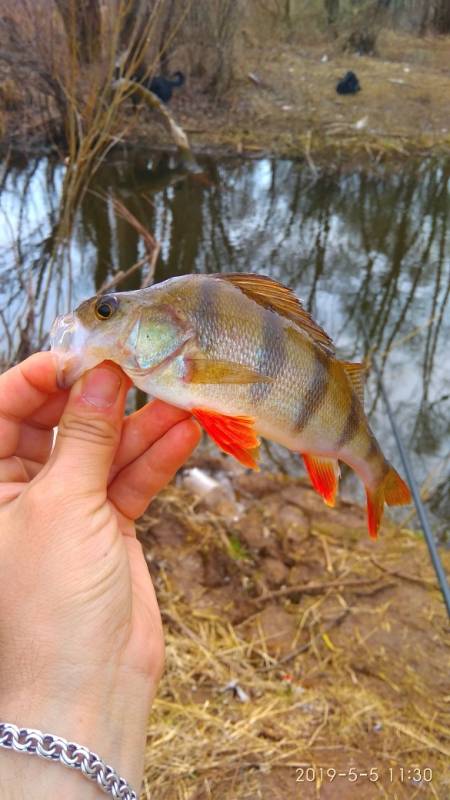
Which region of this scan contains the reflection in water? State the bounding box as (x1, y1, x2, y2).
(0, 151, 449, 537)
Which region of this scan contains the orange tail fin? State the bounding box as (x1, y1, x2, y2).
(366, 466, 411, 539)
(384, 467, 411, 506)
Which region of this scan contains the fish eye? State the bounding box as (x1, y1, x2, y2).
(94, 295, 118, 321)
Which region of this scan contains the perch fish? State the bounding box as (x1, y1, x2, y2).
(50, 273, 411, 537)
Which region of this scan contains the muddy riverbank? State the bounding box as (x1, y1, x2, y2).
(154, 33, 450, 163)
(2, 34, 450, 164)
(139, 452, 450, 799)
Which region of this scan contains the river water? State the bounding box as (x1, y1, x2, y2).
(0, 151, 448, 538)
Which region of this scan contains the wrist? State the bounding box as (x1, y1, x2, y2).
(0, 662, 153, 797)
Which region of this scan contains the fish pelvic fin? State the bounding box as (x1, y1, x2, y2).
(302, 454, 340, 507)
(191, 407, 260, 470)
(366, 465, 411, 540)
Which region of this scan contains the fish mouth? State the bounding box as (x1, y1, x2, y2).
(50, 312, 99, 388)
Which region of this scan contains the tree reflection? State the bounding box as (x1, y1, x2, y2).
(0, 151, 448, 535)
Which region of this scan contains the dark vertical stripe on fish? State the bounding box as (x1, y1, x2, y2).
(336, 392, 361, 449)
(250, 310, 285, 404)
(295, 347, 331, 432)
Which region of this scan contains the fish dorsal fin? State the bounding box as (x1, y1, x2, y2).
(214, 273, 335, 356)
(340, 361, 366, 405)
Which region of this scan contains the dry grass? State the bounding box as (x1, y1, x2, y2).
(159, 30, 450, 163)
(0, 78, 21, 111)
(1, 7, 450, 165)
(138, 454, 450, 799)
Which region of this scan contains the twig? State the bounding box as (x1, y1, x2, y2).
(383, 720, 450, 759)
(370, 556, 438, 589)
(141, 240, 160, 289)
(252, 577, 393, 605)
(99, 256, 148, 293)
(304, 129, 318, 180)
(259, 610, 350, 670)
(162, 608, 248, 678)
(108, 195, 161, 288)
(113, 78, 197, 168)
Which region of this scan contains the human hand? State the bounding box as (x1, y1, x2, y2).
(0, 353, 200, 797)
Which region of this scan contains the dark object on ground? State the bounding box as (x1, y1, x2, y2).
(131, 67, 185, 104)
(148, 72, 185, 103)
(336, 71, 361, 95)
(113, 63, 186, 105)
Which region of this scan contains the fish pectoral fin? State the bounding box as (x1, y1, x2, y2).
(185, 358, 272, 385)
(191, 407, 260, 469)
(302, 454, 340, 507)
(340, 361, 366, 406)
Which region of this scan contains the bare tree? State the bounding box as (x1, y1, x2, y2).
(54, 0, 101, 66)
(432, 0, 450, 33)
(419, 0, 450, 35)
(324, 0, 339, 26)
(183, 0, 240, 97)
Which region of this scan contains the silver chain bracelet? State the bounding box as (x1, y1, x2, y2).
(0, 722, 137, 799)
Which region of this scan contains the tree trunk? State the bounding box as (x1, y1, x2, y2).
(432, 0, 450, 34)
(116, 0, 177, 80)
(324, 0, 340, 26)
(54, 0, 101, 66)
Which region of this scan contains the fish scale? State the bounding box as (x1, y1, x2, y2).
(176, 278, 314, 433)
(50, 272, 411, 537)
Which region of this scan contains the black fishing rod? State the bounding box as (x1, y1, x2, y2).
(371, 356, 450, 619)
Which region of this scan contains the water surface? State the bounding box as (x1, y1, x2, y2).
(0, 151, 448, 537)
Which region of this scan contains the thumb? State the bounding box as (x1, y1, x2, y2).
(50, 362, 129, 495)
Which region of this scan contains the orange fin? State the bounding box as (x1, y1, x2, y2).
(340, 361, 366, 405)
(302, 454, 340, 507)
(384, 466, 411, 506)
(191, 407, 260, 470)
(366, 466, 411, 540)
(215, 273, 335, 356)
(185, 358, 272, 385)
(366, 486, 385, 540)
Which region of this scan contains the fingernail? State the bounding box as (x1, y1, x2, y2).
(81, 367, 121, 408)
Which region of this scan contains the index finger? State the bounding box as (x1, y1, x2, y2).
(0, 352, 61, 458)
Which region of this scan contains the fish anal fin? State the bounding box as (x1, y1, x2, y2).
(302, 454, 340, 507)
(191, 407, 260, 470)
(384, 466, 411, 506)
(340, 361, 366, 405)
(185, 357, 272, 385)
(215, 273, 335, 356)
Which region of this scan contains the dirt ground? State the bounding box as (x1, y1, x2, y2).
(138, 450, 450, 800)
(2, 31, 450, 164)
(132, 31, 450, 164)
